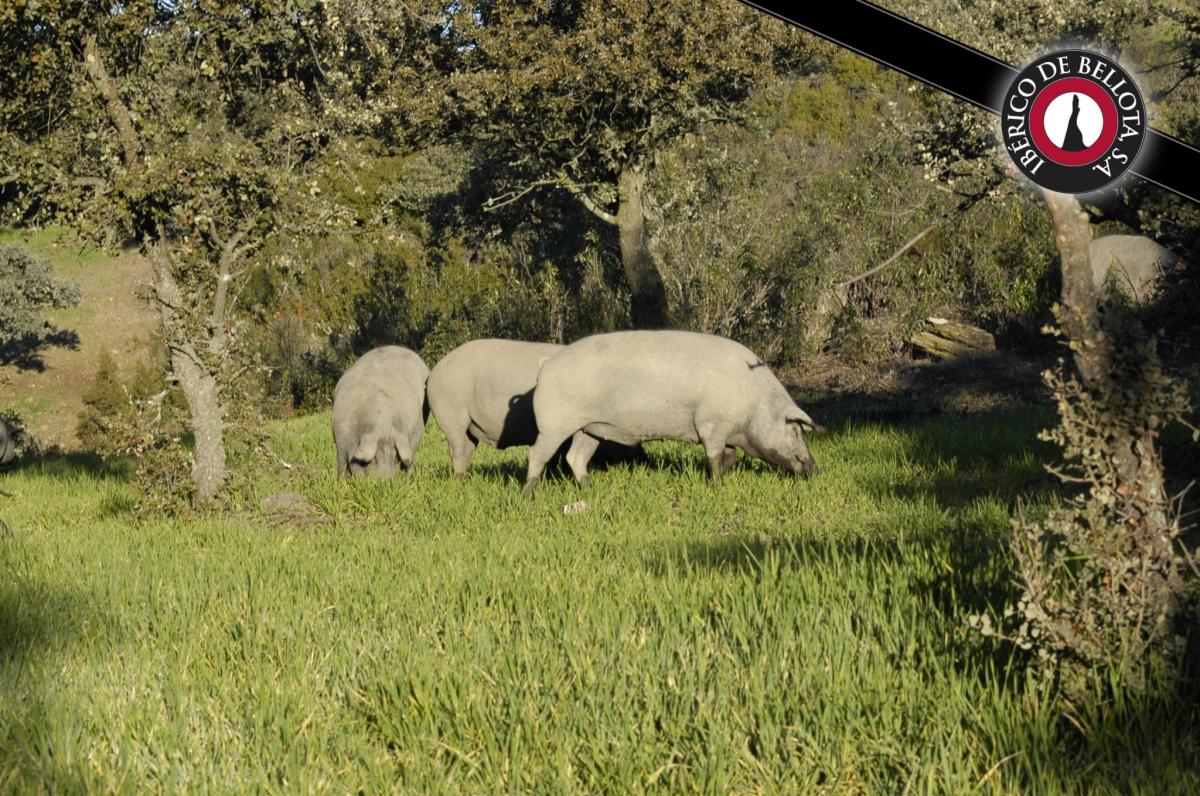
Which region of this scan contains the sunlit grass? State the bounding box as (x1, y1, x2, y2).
(0, 226, 113, 273)
(1, 407, 1197, 793)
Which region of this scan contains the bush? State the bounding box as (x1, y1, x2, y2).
(76, 347, 197, 514)
(649, 59, 1062, 365)
(971, 315, 1199, 700)
(254, 311, 353, 414)
(0, 243, 81, 366)
(0, 409, 36, 464)
(352, 233, 618, 363)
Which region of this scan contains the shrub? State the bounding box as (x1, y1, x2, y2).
(0, 243, 81, 366)
(254, 311, 353, 414)
(76, 347, 197, 514)
(77, 349, 183, 449)
(971, 314, 1199, 700)
(649, 61, 1061, 366)
(0, 409, 36, 463)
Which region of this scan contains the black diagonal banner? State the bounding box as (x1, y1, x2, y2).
(740, 1, 1200, 204)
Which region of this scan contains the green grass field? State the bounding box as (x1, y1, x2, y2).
(2, 407, 1198, 793)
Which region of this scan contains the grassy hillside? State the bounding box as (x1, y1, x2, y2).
(0, 227, 157, 447)
(2, 408, 1198, 793)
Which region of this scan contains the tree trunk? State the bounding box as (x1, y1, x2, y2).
(149, 242, 227, 506)
(175, 353, 226, 505)
(1045, 191, 1106, 385)
(616, 166, 669, 328)
(1043, 189, 1167, 524)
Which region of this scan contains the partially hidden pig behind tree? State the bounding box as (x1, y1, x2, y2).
(522, 330, 821, 497)
(332, 346, 430, 477)
(0, 418, 16, 466)
(427, 338, 645, 479)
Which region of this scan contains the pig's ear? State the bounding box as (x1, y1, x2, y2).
(786, 407, 823, 433)
(352, 431, 379, 464)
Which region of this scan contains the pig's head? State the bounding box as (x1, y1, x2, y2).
(753, 400, 821, 477)
(347, 429, 413, 478)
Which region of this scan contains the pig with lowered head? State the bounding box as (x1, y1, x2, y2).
(522, 330, 820, 496)
(332, 346, 430, 477)
(428, 338, 562, 478)
(427, 338, 645, 478)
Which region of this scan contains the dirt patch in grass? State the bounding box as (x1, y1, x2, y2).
(0, 230, 157, 448)
(782, 350, 1054, 422)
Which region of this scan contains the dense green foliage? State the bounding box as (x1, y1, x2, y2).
(254, 47, 1072, 407)
(649, 55, 1062, 361)
(3, 408, 1199, 792)
(0, 0, 454, 502)
(424, 0, 805, 326)
(4, 1, 1200, 504)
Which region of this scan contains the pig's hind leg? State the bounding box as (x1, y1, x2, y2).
(522, 427, 576, 497)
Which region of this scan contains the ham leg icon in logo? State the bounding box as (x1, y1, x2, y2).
(1059, 94, 1087, 151)
(1002, 49, 1146, 194)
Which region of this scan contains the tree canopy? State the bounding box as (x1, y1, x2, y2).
(433, 0, 806, 326)
(0, 0, 448, 503)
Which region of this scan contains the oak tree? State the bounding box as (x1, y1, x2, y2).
(437, 0, 802, 327)
(0, 1, 443, 503)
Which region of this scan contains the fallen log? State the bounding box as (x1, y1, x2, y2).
(910, 317, 995, 359)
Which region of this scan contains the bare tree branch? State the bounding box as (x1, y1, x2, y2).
(483, 177, 560, 212)
(206, 217, 258, 355)
(556, 170, 618, 226)
(838, 222, 939, 287)
(483, 170, 620, 226)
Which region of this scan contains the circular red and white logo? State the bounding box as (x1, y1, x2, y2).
(1001, 49, 1145, 193)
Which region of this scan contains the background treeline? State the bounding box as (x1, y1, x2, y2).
(255, 57, 1197, 417)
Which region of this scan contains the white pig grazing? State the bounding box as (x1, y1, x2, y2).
(427, 338, 644, 478)
(522, 330, 820, 496)
(332, 346, 429, 477)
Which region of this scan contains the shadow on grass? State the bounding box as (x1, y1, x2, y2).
(0, 513, 114, 789)
(647, 404, 1200, 791)
(0, 327, 81, 372)
(868, 409, 1056, 507)
(0, 570, 104, 792)
(0, 579, 93, 672)
(4, 449, 132, 482)
(651, 528, 1019, 655)
(655, 405, 1060, 623)
(642, 406, 1067, 691)
(467, 441, 653, 486)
